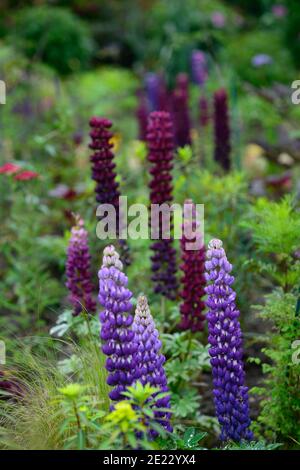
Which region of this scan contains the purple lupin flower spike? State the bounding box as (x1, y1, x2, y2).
(145, 73, 160, 112)
(205, 239, 253, 442)
(191, 50, 208, 86)
(65, 216, 96, 316)
(147, 111, 178, 300)
(213, 88, 231, 171)
(133, 294, 172, 434)
(89, 116, 131, 266)
(98, 245, 137, 402)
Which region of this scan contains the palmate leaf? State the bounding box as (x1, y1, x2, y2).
(183, 427, 207, 449)
(171, 389, 200, 418)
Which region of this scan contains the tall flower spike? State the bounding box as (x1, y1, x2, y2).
(205, 239, 253, 442)
(65, 216, 96, 316)
(191, 50, 208, 86)
(145, 73, 170, 112)
(147, 111, 178, 300)
(145, 73, 160, 112)
(179, 200, 206, 332)
(133, 294, 172, 434)
(89, 117, 131, 266)
(172, 73, 191, 148)
(213, 88, 231, 171)
(98, 246, 137, 402)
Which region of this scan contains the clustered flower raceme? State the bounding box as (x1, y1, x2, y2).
(89, 116, 131, 266)
(98, 246, 137, 402)
(89, 117, 120, 211)
(179, 200, 206, 332)
(133, 294, 172, 434)
(205, 239, 253, 442)
(213, 88, 231, 172)
(65, 216, 96, 316)
(172, 73, 191, 148)
(147, 111, 178, 300)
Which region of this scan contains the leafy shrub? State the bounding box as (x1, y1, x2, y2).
(12, 7, 94, 75)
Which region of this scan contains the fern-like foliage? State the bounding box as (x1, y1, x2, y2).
(242, 196, 300, 446)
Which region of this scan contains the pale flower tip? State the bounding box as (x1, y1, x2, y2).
(208, 238, 223, 250)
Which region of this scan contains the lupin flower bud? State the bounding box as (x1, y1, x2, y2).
(147, 111, 178, 300)
(205, 239, 253, 442)
(66, 216, 96, 316)
(179, 200, 206, 332)
(98, 246, 137, 402)
(133, 294, 172, 434)
(213, 88, 231, 171)
(89, 116, 131, 266)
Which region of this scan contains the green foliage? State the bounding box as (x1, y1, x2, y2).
(102, 382, 170, 450)
(56, 383, 106, 449)
(223, 29, 295, 86)
(238, 93, 283, 144)
(222, 440, 282, 450)
(224, 0, 267, 15)
(243, 196, 300, 445)
(0, 338, 109, 449)
(284, 0, 300, 67)
(241, 196, 300, 290)
(160, 427, 208, 450)
(12, 6, 94, 75)
(250, 289, 300, 444)
(0, 179, 64, 331)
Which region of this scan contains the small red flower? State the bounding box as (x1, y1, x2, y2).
(0, 163, 21, 175)
(14, 170, 39, 181)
